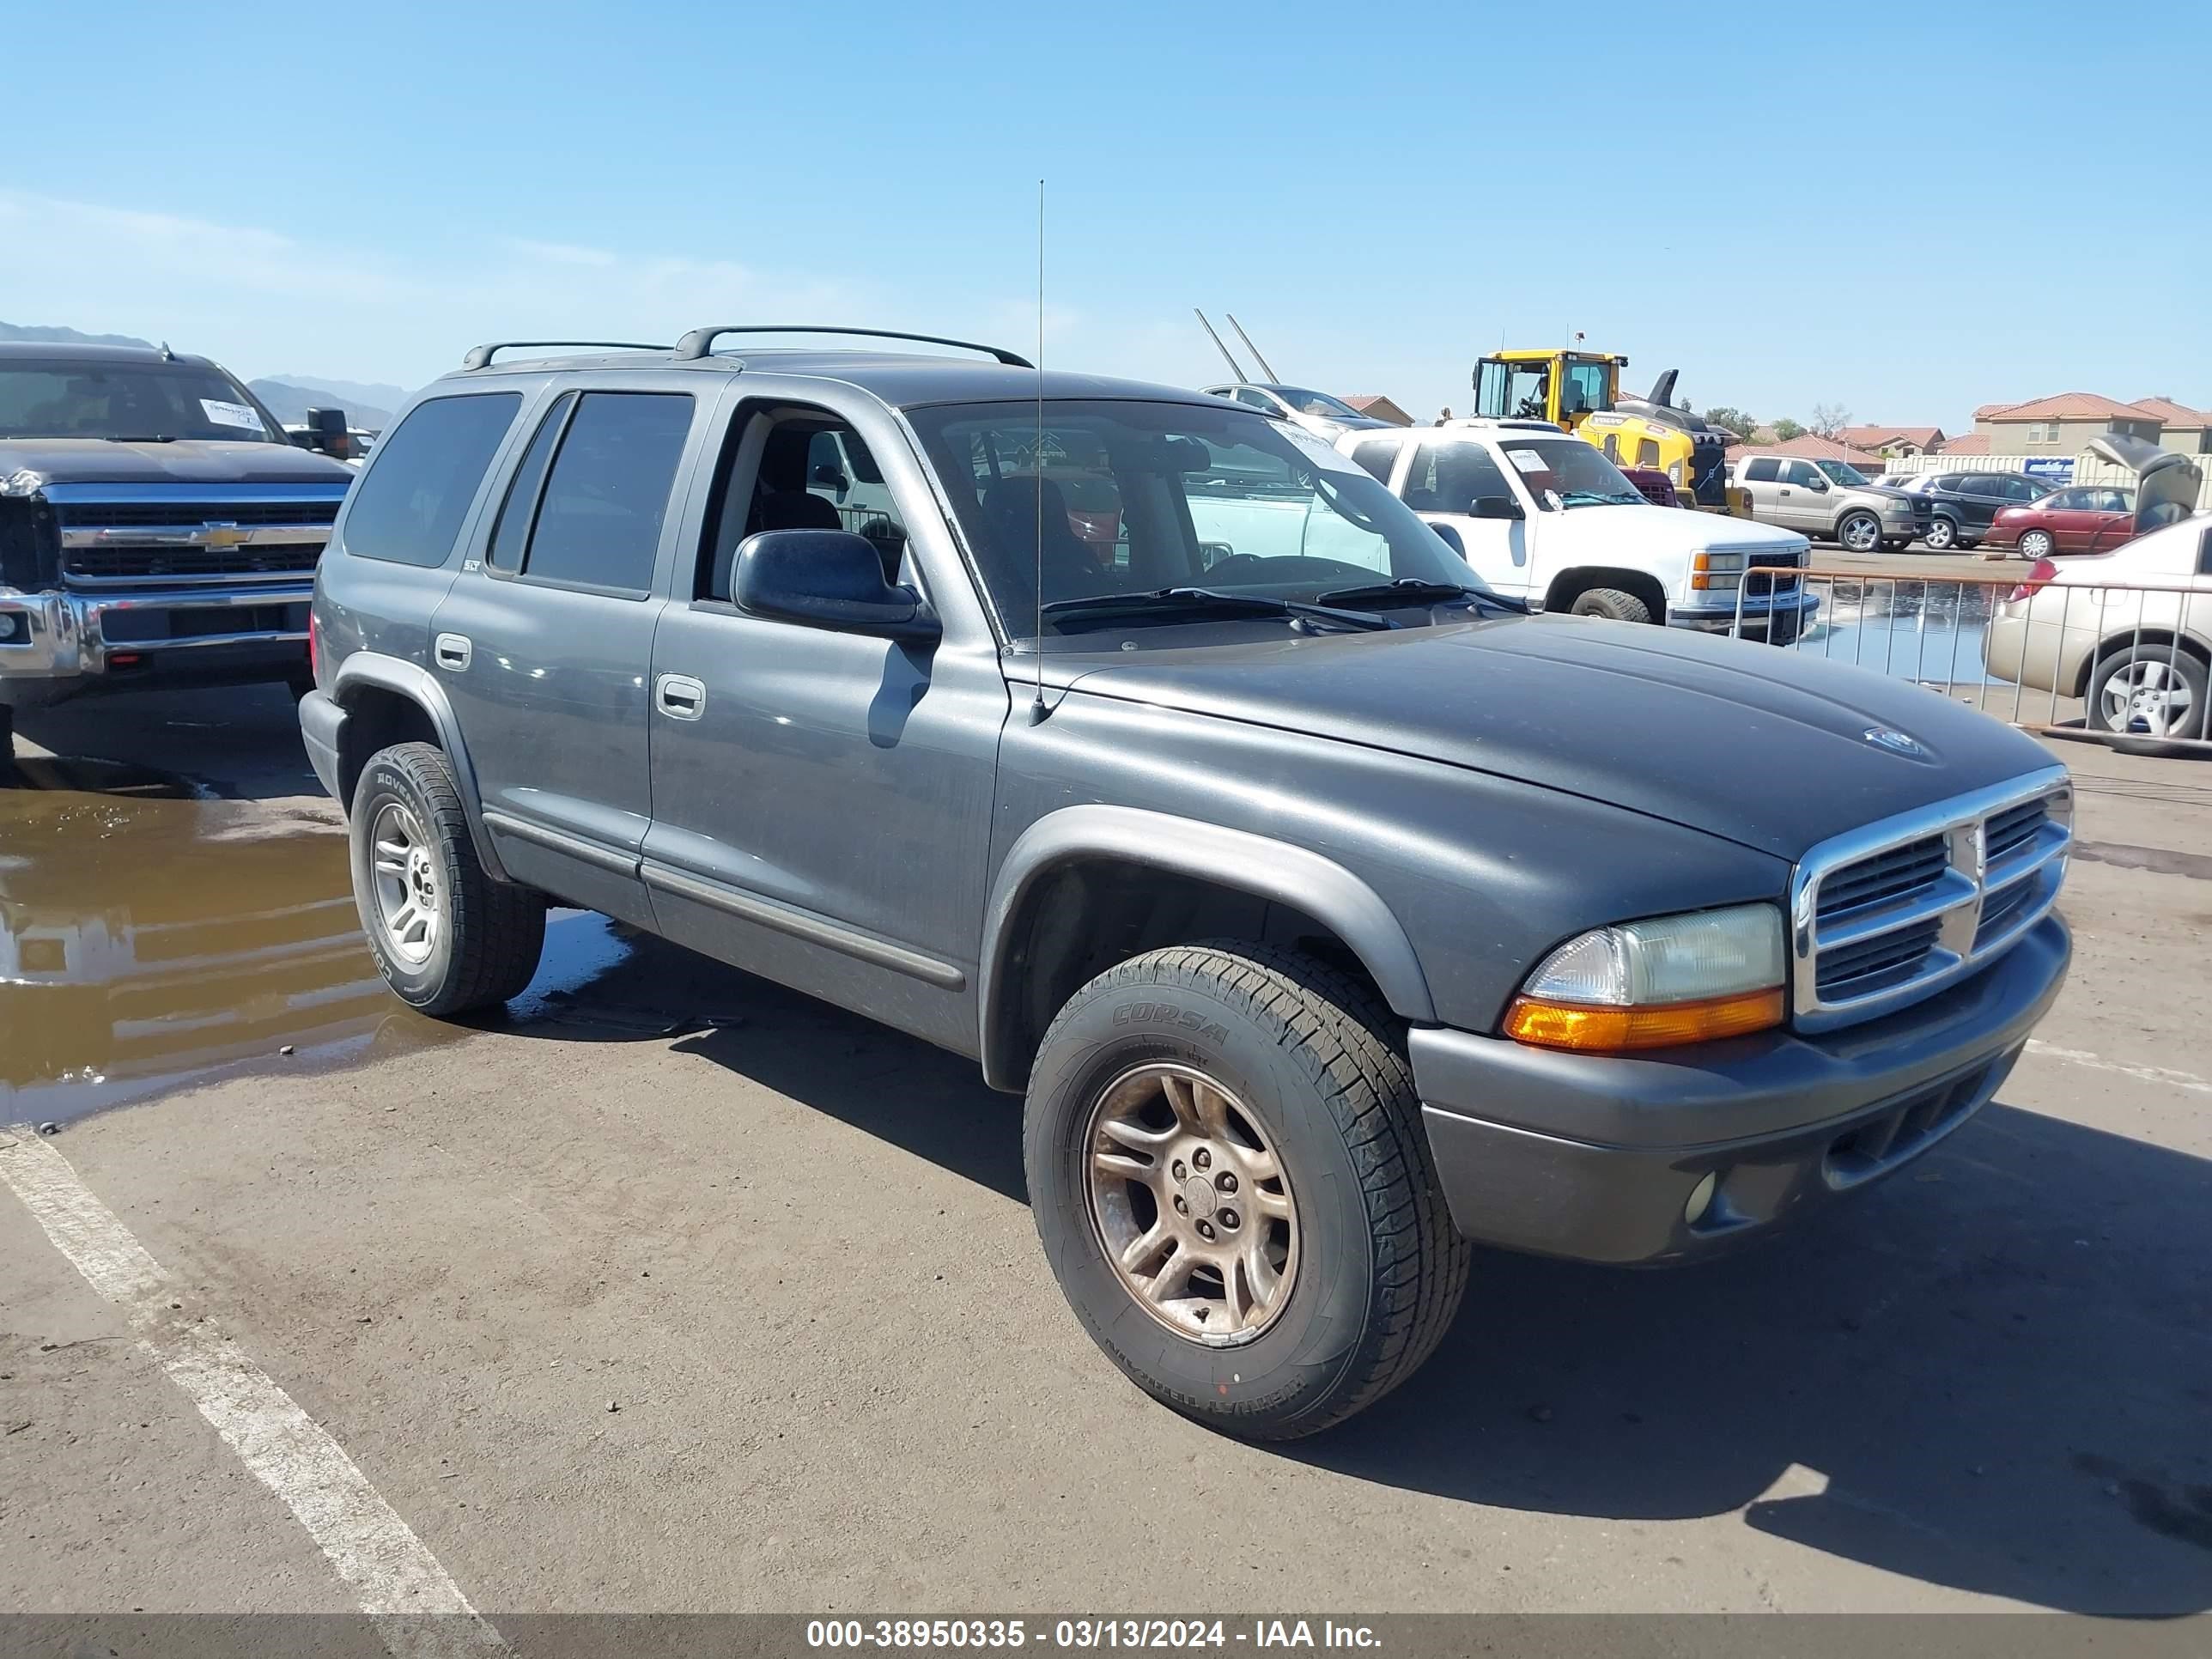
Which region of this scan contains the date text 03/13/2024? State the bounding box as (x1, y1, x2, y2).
(805, 1620, 1382, 1649)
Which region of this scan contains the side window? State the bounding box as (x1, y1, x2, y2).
(486, 392, 575, 572)
(340, 393, 521, 567)
(1413, 441, 1511, 513)
(1743, 458, 1780, 483)
(2009, 477, 2045, 501)
(1780, 461, 1819, 486)
(1235, 388, 1275, 412)
(2045, 489, 2081, 510)
(516, 392, 694, 593)
(697, 412, 914, 602)
(1348, 438, 1400, 485)
(1635, 437, 1661, 468)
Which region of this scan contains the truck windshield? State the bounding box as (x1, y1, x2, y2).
(0, 362, 284, 443)
(1815, 459, 1872, 486)
(906, 399, 1492, 640)
(1493, 440, 1644, 507)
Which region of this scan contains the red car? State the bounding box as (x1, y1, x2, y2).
(1986, 483, 2136, 556)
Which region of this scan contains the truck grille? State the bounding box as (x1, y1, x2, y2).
(63, 543, 325, 582)
(1790, 770, 2071, 1030)
(55, 501, 340, 531)
(52, 494, 345, 587)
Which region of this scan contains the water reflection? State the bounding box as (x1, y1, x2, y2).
(1787, 579, 2003, 686)
(0, 787, 634, 1124)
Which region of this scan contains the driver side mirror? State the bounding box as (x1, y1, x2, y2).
(1428, 523, 1466, 556)
(1806, 476, 1829, 493)
(731, 530, 940, 643)
(809, 463, 849, 491)
(1468, 495, 1523, 520)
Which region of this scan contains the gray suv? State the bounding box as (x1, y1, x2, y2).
(301, 328, 2074, 1440)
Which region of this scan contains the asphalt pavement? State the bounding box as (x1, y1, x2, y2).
(3, 688, 2209, 1626)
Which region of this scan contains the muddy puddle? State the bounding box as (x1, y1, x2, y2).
(1, 774, 647, 1125)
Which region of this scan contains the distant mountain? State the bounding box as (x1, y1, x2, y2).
(0, 321, 155, 348)
(265, 374, 412, 414)
(248, 379, 396, 433)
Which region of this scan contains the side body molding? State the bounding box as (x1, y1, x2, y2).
(330, 652, 511, 884)
(978, 805, 1436, 1090)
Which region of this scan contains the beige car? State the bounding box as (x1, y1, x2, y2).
(1985, 517, 2212, 738)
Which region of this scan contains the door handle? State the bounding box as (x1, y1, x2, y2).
(434, 632, 472, 671)
(655, 673, 706, 720)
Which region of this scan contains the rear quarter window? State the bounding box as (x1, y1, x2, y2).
(340, 392, 523, 567)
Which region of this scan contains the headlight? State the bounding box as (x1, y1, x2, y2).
(1690, 550, 1744, 591)
(1667, 461, 1685, 484)
(1503, 902, 1786, 1052)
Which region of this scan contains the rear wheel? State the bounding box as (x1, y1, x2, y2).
(1567, 586, 1655, 625)
(1838, 511, 1882, 553)
(2018, 529, 2056, 559)
(1924, 516, 1958, 551)
(349, 741, 547, 1015)
(2086, 645, 2209, 740)
(1024, 943, 1469, 1441)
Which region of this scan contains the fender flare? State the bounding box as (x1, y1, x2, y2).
(977, 805, 1435, 1090)
(331, 652, 510, 883)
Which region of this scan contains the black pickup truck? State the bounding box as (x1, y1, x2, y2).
(0, 341, 356, 753)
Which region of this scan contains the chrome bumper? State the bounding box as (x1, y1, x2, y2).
(0, 582, 312, 692)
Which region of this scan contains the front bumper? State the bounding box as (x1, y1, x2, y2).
(0, 583, 312, 703)
(1410, 914, 2069, 1265)
(1670, 589, 1819, 638)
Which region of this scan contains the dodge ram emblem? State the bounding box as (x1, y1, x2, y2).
(1863, 726, 1926, 758)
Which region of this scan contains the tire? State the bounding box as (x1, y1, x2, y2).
(2084, 643, 2210, 741)
(1024, 942, 1470, 1441)
(349, 741, 547, 1016)
(1838, 511, 1882, 554)
(1924, 516, 1958, 551)
(2018, 529, 2055, 560)
(1567, 586, 1655, 625)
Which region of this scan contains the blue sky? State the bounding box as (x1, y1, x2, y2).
(5, 0, 2205, 432)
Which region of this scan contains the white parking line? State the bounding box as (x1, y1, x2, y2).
(2024, 1040, 2212, 1097)
(0, 1125, 505, 1659)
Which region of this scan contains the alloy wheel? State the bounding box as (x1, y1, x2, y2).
(1083, 1062, 1298, 1345)
(1841, 514, 1881, 553)
(2021, 531, 2054, 558)
(2100, 659, 2196, 737)
(368, 800, 442, 965)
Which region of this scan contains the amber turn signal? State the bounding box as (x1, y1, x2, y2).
(1503, 987, 1786, 1053)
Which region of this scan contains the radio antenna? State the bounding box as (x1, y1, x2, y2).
(1224, 313, 1278, 382)
(1030, 179, 1048, 724)
(1194, 309, 1246, 380)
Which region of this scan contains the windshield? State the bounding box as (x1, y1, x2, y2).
(0, 362, 283, 443)
(1268, 386, 1362, 420)
(1815, 459, 1871, 486)
(1493, 439, 1644, 507)
(906, 399, 1488, 640)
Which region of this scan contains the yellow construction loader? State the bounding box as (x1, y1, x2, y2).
(1473, 350, 1747, 514)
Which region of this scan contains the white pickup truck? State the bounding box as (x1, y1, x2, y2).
(1334, 419, 1815, 641)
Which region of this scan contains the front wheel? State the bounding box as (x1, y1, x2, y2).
(349, 741, 548, 1016)
(1923, 517, 1958, 551)
(1567, 586, 1655, 625)
(2086, 645, 2209, 740)
(1838, 511, 1882, 553)
(1024, 943, 1470, 1441)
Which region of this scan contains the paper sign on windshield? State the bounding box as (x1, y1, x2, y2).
(200, 398, 265, 432)
(1504, 448, 1549, 473)
(1281, 427, 1364, 476)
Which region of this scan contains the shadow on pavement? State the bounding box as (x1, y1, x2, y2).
(567, 933, 2210, 1616)
(7, 684, 322, 803)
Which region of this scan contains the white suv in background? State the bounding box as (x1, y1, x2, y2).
(1338, 420, 1815, 641)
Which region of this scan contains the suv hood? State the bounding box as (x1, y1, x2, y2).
(0, 438, 356, 489)
(1052, 616, 2055, 860)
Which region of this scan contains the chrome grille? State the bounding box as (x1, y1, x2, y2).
(1790, 768, 2072, 1030)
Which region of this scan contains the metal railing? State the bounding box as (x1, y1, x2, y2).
(1729, 565, 2212, 755)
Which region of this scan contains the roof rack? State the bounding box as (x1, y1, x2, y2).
(460, 340, 672, 370)
(670, 325, 1033, 368)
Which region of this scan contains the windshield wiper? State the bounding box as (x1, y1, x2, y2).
(1040, 586, 1395, 634)
(101, 434, 177, 443)
(1315, 578, 1526, 614)
(1557, 489, 1643, 507)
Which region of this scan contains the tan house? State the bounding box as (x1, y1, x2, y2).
(1343, 394, 1413, 427)
(1973, 393, 2163, 455)
(2127, 398, 2212, 454)
(1838, 424, 1947, 459)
